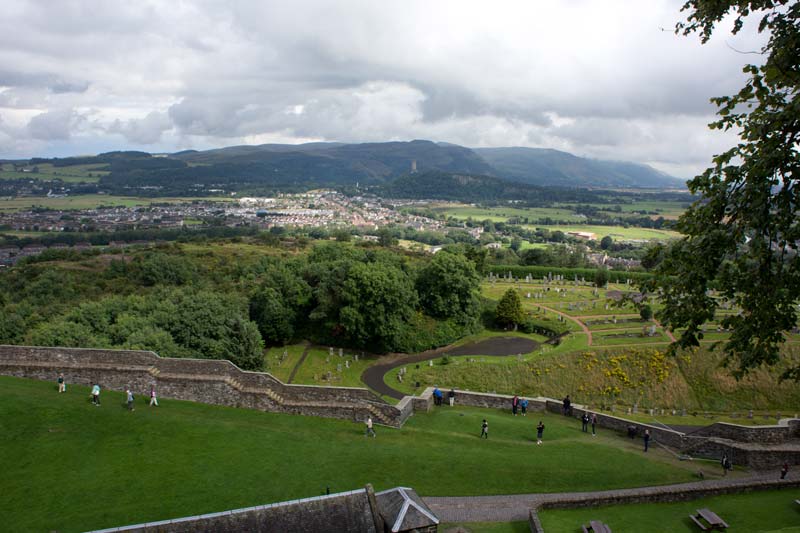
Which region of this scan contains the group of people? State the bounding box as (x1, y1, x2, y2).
(432, 387, 456, 406)
(511, 395, 529, 416)
(57, 373, 159, 409)
(581, 412, 598, 436)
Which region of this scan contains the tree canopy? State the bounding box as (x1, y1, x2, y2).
(649, 1, 799, 378)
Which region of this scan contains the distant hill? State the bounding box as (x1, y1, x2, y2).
(473, 147, 684, 189)
(382, 170, 602, 204)
(20, 141, 685, 195)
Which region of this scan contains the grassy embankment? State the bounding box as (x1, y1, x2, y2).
(539, 489, 800, 532)
(1, 376, 707, 532)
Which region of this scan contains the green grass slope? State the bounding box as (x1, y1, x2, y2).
(0, 376, 700, 532)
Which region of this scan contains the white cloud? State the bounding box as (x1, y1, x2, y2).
(0, 0, 769, 177)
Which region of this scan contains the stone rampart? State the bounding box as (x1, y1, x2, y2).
(0, 345, 398, 426)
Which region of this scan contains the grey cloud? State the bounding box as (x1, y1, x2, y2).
(109, 111, 172, 144)
(27, 109, 81, 140)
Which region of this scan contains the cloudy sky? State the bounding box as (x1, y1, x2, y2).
(0, 0, 767, 178)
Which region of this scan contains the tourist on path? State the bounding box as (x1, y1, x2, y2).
(721, 453, 732, 476)
(57, 373, 66, 393)
(126, 389, 135, 412)
(520, 398, 528, 416)
(591, 413, 597, 436)
(780, 462, 789, 480)
(512, 395, 519, 416)
(448, 388, 455, 406)
(365, 416, 376, 437)
(643, 429, 650, 452)
(149, 385, 158, 407)
(91, 384, 101, 406)
(480, 419, 489, 439)
(563, 395, 571, 416)
(536, 421, 545, 445)
(581, 413, 589, 432)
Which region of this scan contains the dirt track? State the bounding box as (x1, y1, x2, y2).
(361, 336, 539, 399)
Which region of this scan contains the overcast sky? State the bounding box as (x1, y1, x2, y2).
(0, 0, 768, 179)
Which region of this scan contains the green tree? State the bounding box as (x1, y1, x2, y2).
(594, 269, 609, 288)
(336, 262, 418, 352)
(640, 304, 653, 321)
(495, 288, 524, 328)
(650, 1, 800, 378)
(377, 228, 399, 247)
(600, 235, 613, 250)
(416, 252, 481, 325)
(249, 287, 294, 345)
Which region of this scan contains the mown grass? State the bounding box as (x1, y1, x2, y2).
(435, 205, 586, 223)
(538, 489, 800, 533)
(264, 343, 308, 382)
(289, 345, 377, 388)
(0, 376, 700, 533)
(523, 224, 680, 241)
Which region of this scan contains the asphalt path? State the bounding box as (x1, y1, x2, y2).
(361, 336, 539, 399)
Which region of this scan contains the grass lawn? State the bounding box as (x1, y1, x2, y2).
(264, 344, 308, 382)
(0, 163, 108, 183)
(289, 345, 378, 388)
(538, 489, 800, 532)
(0, 376, 703, 532)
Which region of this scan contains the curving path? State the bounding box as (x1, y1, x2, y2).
(361, 337, 539, 399)
(538, 304, 593, 346)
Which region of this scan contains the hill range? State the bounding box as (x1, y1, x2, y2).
(20, 140, 685, 195)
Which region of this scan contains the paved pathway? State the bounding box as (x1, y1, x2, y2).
(361, 337, 539, 399)
(423, 473, 797, 523)
(537, 304, 592, 346)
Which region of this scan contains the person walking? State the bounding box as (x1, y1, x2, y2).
(591, 413, 597, 436)
(91, 384, 101, 406)
(536, 421, 545, 445)
(512, 395, 519, 416)
(780, 462, 789, 479)
(721, 453, 732, 476)
(581, 413, 589, 432)
(448, 388, 455, 407)
(643, 429, 650, 452)
(126, 389, 135, 412)
(365, 416, 376, 437)
(57, 373, 66, 393)
(520, 398, 528, 416)
(149, 385, 158, 407)
(480, 419, 489, 439)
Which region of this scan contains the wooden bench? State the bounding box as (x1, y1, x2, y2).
(690, 508, 729, 531)
(582, 520, 612, 533)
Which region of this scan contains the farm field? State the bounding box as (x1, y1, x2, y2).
(538, 489, 800, 532)
(0, 194, 233, 212)
(524, 224, 681, 241)
(434, 204, 586, 223)
(0, 376, 705, 533)
(0, 162, 109, 183)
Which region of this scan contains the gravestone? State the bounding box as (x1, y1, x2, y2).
(336, 364, 342, 373)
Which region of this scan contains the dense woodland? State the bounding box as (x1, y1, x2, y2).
(0, 240, 493, 370)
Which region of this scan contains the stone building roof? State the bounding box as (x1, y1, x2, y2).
(376, 487, 439, 532)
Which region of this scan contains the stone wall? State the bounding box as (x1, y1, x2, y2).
(689, 420, 800, 444)
(527, 477, 800, 533)
(88, 488, 381, 533)
(0, 345, 400, 427)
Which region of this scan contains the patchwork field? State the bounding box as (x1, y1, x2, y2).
(0, 195, 233, 212)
